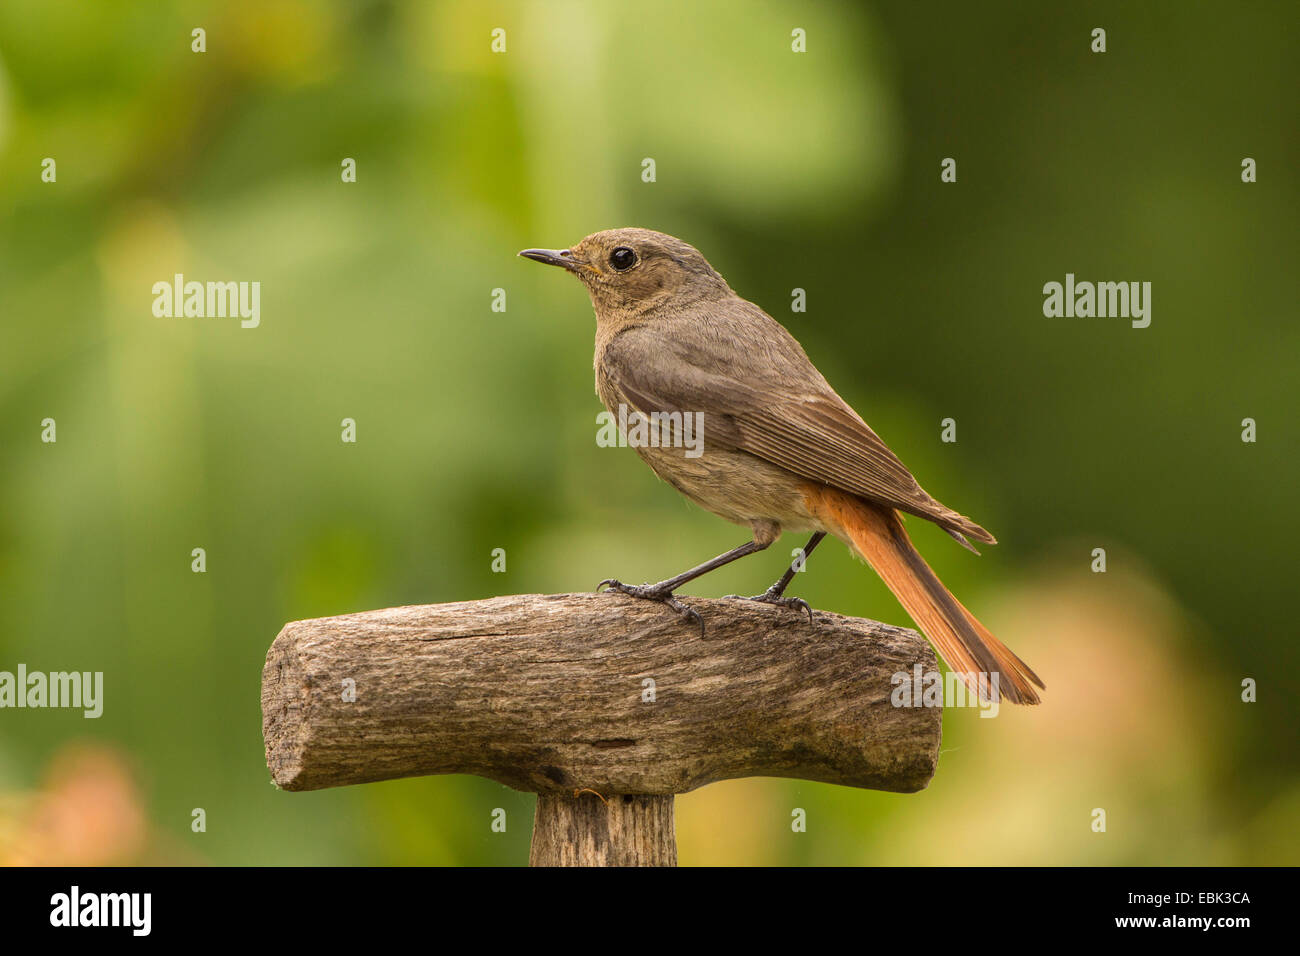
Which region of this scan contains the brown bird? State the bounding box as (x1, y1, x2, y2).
(520, 228, 1044, 704)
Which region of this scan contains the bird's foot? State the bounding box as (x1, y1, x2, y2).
(597, 579, 704, 634)
(724, 588, 815, 626)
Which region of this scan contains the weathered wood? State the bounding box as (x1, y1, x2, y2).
(530, 793, 675, 866)
(261, 592, 942, 796)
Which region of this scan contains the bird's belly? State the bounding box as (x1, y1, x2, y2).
(631, 442, 822, 533)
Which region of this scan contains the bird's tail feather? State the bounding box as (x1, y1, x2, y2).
(805, 485, 1044, 705)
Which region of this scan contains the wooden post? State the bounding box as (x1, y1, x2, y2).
(261, 593, 942, 866)
(530, 793, 676, 867)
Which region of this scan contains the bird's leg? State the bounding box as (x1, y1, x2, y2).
(726, 532, 826, 625)
(598, 539, 770, 634)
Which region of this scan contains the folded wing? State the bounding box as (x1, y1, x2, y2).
(601, 308, 995, 546)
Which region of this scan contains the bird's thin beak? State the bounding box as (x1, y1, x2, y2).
(518, 247, 584, 274)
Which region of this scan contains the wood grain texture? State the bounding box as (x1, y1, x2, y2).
(261, 592, 942, 795)
(530, 793, 675, 867)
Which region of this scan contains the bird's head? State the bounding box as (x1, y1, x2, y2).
(520, 227, 730, 316)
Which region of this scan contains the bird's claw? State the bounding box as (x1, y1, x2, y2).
(598, 579, 705, 635)
(725, 589, 815, 626)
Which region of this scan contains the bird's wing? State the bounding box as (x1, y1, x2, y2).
(600, 308, 995, 545)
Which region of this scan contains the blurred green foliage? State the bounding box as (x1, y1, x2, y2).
(0, 1, 1296, 865)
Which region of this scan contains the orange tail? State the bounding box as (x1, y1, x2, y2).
(805, 485, 1044, 705)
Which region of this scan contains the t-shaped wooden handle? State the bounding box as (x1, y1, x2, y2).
(261, 593, 942, 865)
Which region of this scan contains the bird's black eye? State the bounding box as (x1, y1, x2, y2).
(609, 247, 637, 271)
